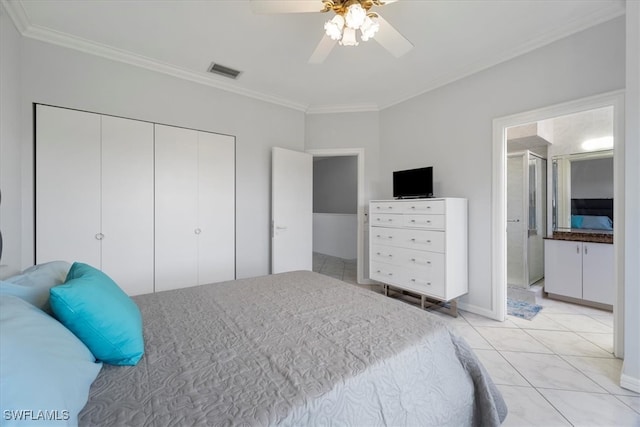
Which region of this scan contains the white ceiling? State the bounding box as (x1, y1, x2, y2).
(3, 0, 626, 113)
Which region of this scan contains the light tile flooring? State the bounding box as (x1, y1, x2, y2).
(312, 253, 640, 427)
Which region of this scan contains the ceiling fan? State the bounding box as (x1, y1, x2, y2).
(250, 0, 413, 63)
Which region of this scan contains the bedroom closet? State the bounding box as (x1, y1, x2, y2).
(35, 104, 235, 295)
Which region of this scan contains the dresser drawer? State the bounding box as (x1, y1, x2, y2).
(401, 265, 446, 299)
(370, 202, 402, 214)
(370, 261, 402, 283)
(403, 214, 445, 230)
(371, 245, 401, 264)
(370, 213, 403, 228)
(370, 228, 445, 253)
(401, 200, 445, 214)
(372, 245, 444, 268)
(371, 261, 445, 299)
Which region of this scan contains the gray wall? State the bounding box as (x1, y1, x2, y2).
(571, 157, 614, 199)
(6, 29, 305, 279)
(0, 5, 22, 276)
(623, 0, 640, 392)
(313, 157, 357, 214)
(379, 17, 625, 311)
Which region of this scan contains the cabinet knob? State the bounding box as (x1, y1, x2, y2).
(195, 228, 202, 235)
(95, 233, 104, 240)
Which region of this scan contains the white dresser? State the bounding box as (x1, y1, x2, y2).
(369, 198, 468, 315)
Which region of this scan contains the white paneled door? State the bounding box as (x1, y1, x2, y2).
(197, 132, 235, 285)
(155, 124, 236, 291)
(36, 106, 102, 267)
(155, 125, 200, 291)
(36, 105, 154, 295)
(101, 116, 154, 295)
(271, 147, 312, 273)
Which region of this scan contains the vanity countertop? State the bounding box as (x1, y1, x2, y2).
(545, 230, 613, 244)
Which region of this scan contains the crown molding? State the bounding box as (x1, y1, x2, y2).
(2, 0, 308, 112)
(380, 4, 626, 110)
(1, 0, 29, 33)
(306, 103, 379, 114)
(3, 0, 625, 115)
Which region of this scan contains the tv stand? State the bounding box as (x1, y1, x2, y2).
(369, 198, 468, 317)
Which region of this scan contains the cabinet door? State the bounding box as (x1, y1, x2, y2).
(36, 105, 101, 266)
(155, 124, 198, 291)
(582, 242, 614, 305)
(197, 132, 235, 285)
(544, 240, 582, 298)
(101, 116, 154, 295)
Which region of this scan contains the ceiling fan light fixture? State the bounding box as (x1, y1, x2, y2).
(340, 27, 359, 46)
(360, 15, 379, 41)
(344, 3, 367, 29)
(324, 14, 345, 40)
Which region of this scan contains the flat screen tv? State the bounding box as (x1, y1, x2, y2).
(393, 166, 433, 199)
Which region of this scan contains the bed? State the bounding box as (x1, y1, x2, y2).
(570, 198, 614, 230)
(76, 271, 507, 426)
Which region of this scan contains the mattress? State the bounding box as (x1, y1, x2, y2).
(79, 271, 507, 426)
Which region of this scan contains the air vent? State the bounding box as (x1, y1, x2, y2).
(207, 63, 242, 80)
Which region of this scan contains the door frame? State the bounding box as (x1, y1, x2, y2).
(492, 90, 625, 357)
(306, 148, 367, 284)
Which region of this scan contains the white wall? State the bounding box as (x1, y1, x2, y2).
(379, 17, 625, 312)
(312, 213, 357, 259)
(0, 4, 22, 277)
(622, 1, 640, 393)
(16, 37, 305, 279)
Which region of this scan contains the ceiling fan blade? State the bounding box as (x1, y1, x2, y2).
(250, 0, 326, 14)
(308, 35, 337, 64)
(374, 15, 413, 58)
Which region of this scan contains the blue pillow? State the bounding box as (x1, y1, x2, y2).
(0, 261, 71, 313)
(0, 295, 102, 427)
(571, 215, 584, 229)
(49, 262, 144, 366)
(581, 215, 613, 230)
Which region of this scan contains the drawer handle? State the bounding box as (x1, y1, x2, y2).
(387, 219, 393, 222)
(410, 219, 416, 223)
(388, 254, 393, 258)
(427, 220, 431, 224)
(387, 273, 393, 276)
(411, 258, 416, 262)
(376, 206, 381, 209)
(376, 252, 381, 255)
(95, 233, 104, 240)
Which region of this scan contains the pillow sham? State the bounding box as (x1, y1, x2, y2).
(0, 261, 71, 313)
(49, 262, 144, 366)
(0, 295, 102, 427)
(581, 215, 613, 230)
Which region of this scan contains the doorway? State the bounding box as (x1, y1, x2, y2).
(492, 91, 625, 357)
(307, 148, 366, 284)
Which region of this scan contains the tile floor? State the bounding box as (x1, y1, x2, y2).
(312, 252, 640, 427)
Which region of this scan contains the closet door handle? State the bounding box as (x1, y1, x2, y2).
(95, 233, 104, 240)
(584, 245, 588, 255)
(576, 244, 580, 254)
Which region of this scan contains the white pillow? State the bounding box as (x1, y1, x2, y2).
(0, 261, 71, 313)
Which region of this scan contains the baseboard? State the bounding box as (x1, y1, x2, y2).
(620, 373, 640, 393)
(457, 301, 501, 321)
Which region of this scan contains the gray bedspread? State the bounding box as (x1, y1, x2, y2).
(79, 271, 507, 426)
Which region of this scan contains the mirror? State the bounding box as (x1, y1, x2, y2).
(552, 149, 613, 232)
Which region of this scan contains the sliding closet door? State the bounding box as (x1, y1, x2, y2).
(36, 105, 101, 266)
(197, 132, 235, 284)
(101, 116, 154, 295)
(154, 125, 199, 291)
